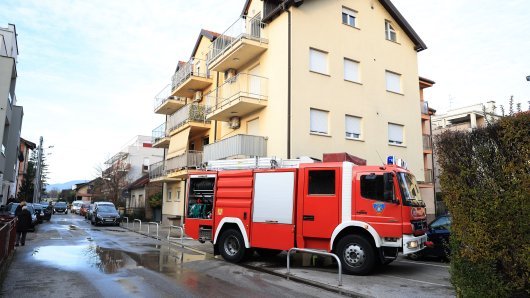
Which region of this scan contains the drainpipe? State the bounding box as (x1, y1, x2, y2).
(281, 1, 292, 159)
(214, 72, 219, 141)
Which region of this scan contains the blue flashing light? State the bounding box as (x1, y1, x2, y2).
(387, 155, 395, 165)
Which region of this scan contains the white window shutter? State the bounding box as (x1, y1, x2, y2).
(388, 123, 404, 144)
(345, 115, 361, 138)
(385, 71, 401, 93)
(344, 59, 359, 82)
(310, 109, 328, 134)
(310, 49, 327, 74)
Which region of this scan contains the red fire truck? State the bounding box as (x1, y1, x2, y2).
(184, 153, 428, 275)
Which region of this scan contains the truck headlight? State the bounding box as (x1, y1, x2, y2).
(407, 240, 419, 249)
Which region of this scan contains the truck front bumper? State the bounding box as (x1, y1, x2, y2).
(402, 234, 428, 255)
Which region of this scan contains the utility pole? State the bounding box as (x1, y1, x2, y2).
(32, 136, 43, 203)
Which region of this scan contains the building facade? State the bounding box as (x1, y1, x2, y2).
(0, 24, 24, 205)
(418, 77, 436, 220)
(15, 138, 36, 198)
(150, 0, 430, 224)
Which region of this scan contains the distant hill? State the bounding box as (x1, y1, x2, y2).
(46, 180, 88, 191)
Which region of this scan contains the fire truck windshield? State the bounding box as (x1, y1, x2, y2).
(397, 172, 425, 207)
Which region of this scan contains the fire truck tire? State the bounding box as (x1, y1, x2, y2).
(337, 235, 376, 275)
(219, 229, 247, 263)
(255, 248, 282, 258)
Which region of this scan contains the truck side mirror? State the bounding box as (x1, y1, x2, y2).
(383, 172, 397, 203)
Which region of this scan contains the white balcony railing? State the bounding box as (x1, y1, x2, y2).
(166, 104, 209, 133)
(203, 134, 267, 162)
(206, 15, 267, 65)
(149, 160, 165, 180)
(206, 73, 268, 114)
(171, 57, 210, 92)
(166, 150, 203, 172)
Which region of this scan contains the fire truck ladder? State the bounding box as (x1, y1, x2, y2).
(205, 156, 315, 171)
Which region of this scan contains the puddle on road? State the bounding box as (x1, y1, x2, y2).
(32, 244, 207, 275)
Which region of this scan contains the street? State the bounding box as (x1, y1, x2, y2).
(1, 213, 454, 297)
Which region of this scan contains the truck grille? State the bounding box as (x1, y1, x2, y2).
(411, 219, 428, 232)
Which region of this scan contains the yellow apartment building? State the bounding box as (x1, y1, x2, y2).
(150, 0, 433, 224)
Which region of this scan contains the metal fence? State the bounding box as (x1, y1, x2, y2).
(0, 217, 16, 268)
(205, 73, 268, 114)
(423, 134, 432, 150)
(204, 134, 267, 162)
(424, 169, 433, 183)
(171, 57, 210, 92)
(166, 150, 203, 172)
(206, 15, 267, 65)
(166, 104, 209, 134)
(149, 160, 165, 180)
(151, 122, 166, 144)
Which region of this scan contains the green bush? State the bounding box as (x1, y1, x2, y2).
(435, 112, 529, 297)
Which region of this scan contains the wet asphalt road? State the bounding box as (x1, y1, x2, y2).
(0, 213, 342, 298)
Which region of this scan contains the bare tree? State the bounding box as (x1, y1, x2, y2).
(93, 160, 130, 206)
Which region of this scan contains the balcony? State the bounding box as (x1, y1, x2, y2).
(422, 134, 432, 151)
(203, 134, 267, 162)
(149, 160, 177, 182)
(206, 73, 268, 121)
(424, 169, 433, 183)
(154, 84, 187, 115)
(166, 104, 210, 136)
(171, 58, 212, 98)
(206, 15, 268, 72)
(420, 101, 431, 120)
(166, 150, 204, 178)
(152, 123, 169, 148)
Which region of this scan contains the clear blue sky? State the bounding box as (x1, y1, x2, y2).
(1, 0, 528, 184)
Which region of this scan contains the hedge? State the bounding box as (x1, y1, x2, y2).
(435, 112, 529, 297)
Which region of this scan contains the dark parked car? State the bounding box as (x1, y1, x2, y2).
(33, 204, 45, 223)
(85, 204, 94, 220)
(409, 215, 451, 260)
(40, 203, 53, 221)
(91, 203, 120, 226)
(54, 202, 68, 214)
(5, 203, 37, 231)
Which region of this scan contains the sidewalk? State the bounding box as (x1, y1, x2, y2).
(120, 222, 454, 297)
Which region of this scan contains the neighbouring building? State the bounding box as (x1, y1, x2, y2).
(431, 101, 501, 210)
(150, 0, 430, 225)
(15, 137, 36, 198)
(418, 77, 436, 221)
(102, 136, 163, 205)
(73, 181, 92, 203)
(0, 24, 24, 205)
(126, 174, 163, 221)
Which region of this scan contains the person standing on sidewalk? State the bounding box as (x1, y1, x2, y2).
(15, 202, 32, 246)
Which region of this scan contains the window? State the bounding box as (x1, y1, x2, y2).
(345, 115, 362, 139)
(176, 190, 181, 202)
(139, 194, 144, 207)
(189, 142, 195, 151)
(309, 48, 328, 75)
(342, 7, 357, 28)
(385, 20, 397, 42)
(388, 123, 404, 145)
(344, 58, 360, 83)
(308, 170, 335, 195)
(247, 118, 259, 135)
(385, 71, 401, 93)
(203, 136, 209, 146)
(360, 174, 387, 201)
(167, 190, 172, 202)
(310, 108, 329, 134)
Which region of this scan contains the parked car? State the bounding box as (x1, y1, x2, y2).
(33, 204, 45, 223)
(5, 203, 37, 232)
(40, 203, 53, 221)
(91, 202, 120, 226)
(409, 215, 451, 260)
(79, 204, 90, 217)
(54, 202, 68, 214)
(85, 204, 94, 220)
(71, 200, 83, 214)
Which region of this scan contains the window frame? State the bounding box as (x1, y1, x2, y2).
(307, 170, 336, 195)
(345, 115, 362, 140)
(388, 123, 405, 145)
(309, 48, 329, 75)
(342, 7, 357, 28)
(343, 58, 361, 83)
(166, 190, 172, 202)
(310, 108, 329, 135)
(385, 20, 397, 42)
(385, 70, 402, 93)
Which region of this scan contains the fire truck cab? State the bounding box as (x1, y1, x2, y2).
(184, 154, 427, 275)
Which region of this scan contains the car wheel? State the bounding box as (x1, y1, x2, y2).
(219, 229, 248, 263)
(337, 235, 376, 275)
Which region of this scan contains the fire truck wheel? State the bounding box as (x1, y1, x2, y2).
(337, 235, 376, 275)
(219, 229, 247, 263)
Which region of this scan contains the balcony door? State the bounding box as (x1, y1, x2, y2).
(248, 65, 261, 98)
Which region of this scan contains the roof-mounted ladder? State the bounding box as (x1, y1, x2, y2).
(205, 156, 315, 171)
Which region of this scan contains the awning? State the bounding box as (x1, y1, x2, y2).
(167, 127, 191, 159)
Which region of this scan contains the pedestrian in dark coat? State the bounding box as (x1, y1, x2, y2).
(16, 202, 32, 246)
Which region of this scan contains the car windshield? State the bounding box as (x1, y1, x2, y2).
(397, 172, 425, 207)
(98, 205, 116, 213)
(56, 202, 66, 207)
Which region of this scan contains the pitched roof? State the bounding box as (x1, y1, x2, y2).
(190, 29, 221, 58)
(127, 174, 150, 190)
(259, 0, 427, 52)
(20, 138, 36, 149)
